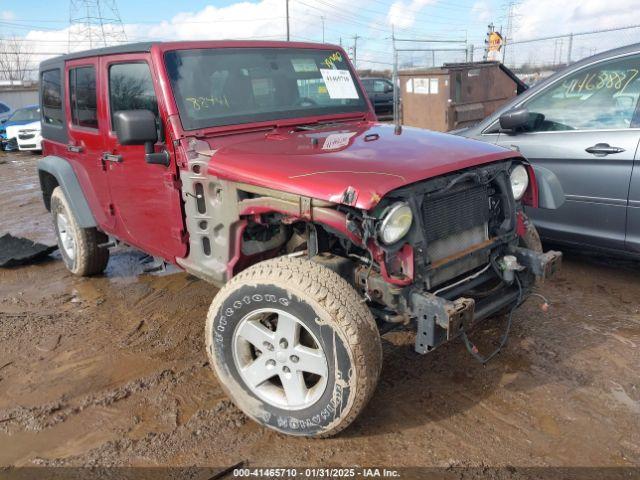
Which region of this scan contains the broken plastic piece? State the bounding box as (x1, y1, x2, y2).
(0, 233, 57, 267)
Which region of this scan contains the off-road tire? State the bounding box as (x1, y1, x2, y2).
(205, 256, 382, 437)
(51, 186, 109, 276)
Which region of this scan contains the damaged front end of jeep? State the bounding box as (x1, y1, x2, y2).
(177, 138, 562, 355)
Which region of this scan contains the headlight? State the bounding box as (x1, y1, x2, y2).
(378, 202, 413, 245)
(509, 164, 529, 200)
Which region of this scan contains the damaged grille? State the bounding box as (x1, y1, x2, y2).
(422, 183, 490, 242)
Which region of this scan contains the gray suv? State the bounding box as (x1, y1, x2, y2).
(456, 43, 640, 258)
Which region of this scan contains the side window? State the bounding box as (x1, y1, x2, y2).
(109, 62, 158, 127)
(373, 80, 387, 93)
(42, 69, 63, 126)
(0, 102, 9, 113)
(69, 66, 98, 129)
(525, 55, 640, 131)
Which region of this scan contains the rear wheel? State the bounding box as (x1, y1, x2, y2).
(51, 187, 109, 276)
(206, 256, 382, 437)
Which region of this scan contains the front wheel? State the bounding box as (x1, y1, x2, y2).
(205, 256, 382, 437)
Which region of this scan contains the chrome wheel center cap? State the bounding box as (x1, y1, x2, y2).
(276, 351, 287, 363)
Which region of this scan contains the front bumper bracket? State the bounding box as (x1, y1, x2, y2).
(513, 248, 562, 280)
(411, 292, 475, 354)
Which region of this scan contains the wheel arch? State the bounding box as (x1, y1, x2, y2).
(37, 155, 97, 228)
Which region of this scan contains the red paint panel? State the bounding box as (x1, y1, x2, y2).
(64, 57, 115, 231)
(99, 53, 187, 262)
(203, 122, 521, 210)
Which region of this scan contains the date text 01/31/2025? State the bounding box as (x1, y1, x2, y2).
(232, 468, 401, 478)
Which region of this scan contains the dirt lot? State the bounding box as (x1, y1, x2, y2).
(1, 151, 639, 469)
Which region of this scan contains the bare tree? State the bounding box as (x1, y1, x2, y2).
(0, 36, 34, 82)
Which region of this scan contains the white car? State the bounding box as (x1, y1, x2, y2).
(14, 120, 42, 151)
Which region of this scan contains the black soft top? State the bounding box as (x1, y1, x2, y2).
(40, 42, 158, 69)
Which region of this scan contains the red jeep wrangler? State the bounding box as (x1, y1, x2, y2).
(37, 41, 563, 437)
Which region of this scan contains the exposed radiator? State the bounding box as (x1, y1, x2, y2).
(422, 183, 490, 242)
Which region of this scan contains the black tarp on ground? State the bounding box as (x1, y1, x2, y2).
(0, 233, 57, 267)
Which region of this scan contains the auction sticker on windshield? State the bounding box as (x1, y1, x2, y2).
(320, 69, 359, 99)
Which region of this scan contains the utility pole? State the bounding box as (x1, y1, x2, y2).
(502, 0, 517, 65)
(321, 16, 325, 43)
(286, 0, 290, 41)
(392, 25, 400, 132)
(352, 34, 360, 69)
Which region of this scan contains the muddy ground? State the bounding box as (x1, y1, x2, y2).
(0, 151, 639, 469)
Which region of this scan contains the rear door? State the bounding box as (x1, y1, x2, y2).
(496, 53, 640, 250)
(65, 57, 114, 230)
(100, 54, 186, 262)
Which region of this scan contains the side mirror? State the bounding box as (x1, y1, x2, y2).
(113, 109, 169, 167)
(113, 109, 157, 146)
(499, 107, 530, 131)
(384, 84, 393, 93)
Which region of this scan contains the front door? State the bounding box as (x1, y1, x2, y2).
(65, 58, 114, 230)
(100, 55, 186, 262)
(627, 159, 640, 253)
(497, 53, 640, 251)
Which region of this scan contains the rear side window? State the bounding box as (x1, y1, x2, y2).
(0, 102, 10, 113)
(373, 80, 389, 93)
(42, 69, 63, 126)
(108, 62, 158, 127)
(69, 66, 98, 129)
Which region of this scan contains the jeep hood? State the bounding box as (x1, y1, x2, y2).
(205, 121, 518, 210)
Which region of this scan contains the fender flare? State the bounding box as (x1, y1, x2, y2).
(37, 155, 97, 228)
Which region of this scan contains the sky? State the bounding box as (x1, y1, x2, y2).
(1, 0, 640, 71)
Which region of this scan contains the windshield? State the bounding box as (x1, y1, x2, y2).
(10, 107, 39, 122)
(164, 47, 368, 130)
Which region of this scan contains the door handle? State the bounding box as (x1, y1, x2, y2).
(585, 143, 625, 155)
(102, 152, 122, 163)
(67, 144, 83, 153)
